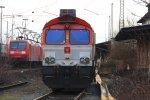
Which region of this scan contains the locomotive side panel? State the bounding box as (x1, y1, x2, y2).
(30, 45, 37, 61)
(38, 44, 42, 61)
(30, 44, 42, 61)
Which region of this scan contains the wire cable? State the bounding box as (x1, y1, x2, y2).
(124, 5, 142, 18)
(132, 0, 148, 6)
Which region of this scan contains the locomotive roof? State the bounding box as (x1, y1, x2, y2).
(43, 15, 93, 31)
(10, 40, 28, 42)
(10, 39, 40, 44)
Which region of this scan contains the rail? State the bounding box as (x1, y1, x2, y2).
(0, 81, 28, 91)
(33, 92, 50, 100)
(73, 90, 85, 100)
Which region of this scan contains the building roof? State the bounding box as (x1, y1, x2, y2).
(138, 3, 150, 23)
(138, 13, 150, 23)
(115, 24, 150, 41)
(96, 41, 110, 58)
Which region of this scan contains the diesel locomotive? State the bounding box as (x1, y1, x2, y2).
(41, 9, 96, 89)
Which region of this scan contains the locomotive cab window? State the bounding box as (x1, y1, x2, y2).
(18, 42, 26, 49)
(10, 42, 18, 49)
(46, 30, 65, 44)
(70, 29, 90, 44)
(10, 42, 26, 49)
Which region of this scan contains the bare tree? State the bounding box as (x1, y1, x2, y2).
(126, 17, 138, 27)
(132, 0, 149, 6)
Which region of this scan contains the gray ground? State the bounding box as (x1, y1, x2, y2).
(0, 68, 50, 100)
(0, 67, 100, 100)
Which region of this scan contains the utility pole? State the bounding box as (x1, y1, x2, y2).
(23, 18, 28, 39)
(3, 14, 23, 40)
(0, 6, 5, 44)
(108, 16, 111, 40)
(111, 3, 113, 38)
(6, 21, 8, 44)
(119, 0, 124, 30)
(11, 15, 14, 40)
(109, 3, 114, 40)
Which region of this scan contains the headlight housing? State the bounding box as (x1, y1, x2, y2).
(10, 51, 14, 54)
(80, 57, 90, 64)
(80, 57, 84, 63)
(85, 57, 90, 63)
(45, 57, 55, 64)
(45, 57, 50, 64)
(50, 57, 55, 63)
(21, 51, 26, 54)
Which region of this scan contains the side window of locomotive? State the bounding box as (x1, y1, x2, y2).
(70, 30, 90, 44)
(18, 42, 26, 49)
(46, 30, 65, 44)
(10, 42, 18, 49)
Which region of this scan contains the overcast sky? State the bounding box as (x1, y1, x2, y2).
(0, 0, 148, 43)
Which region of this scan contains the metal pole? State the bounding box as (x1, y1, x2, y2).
(23, 18, 28, 34)
(0, 6, 5, 44)
(0, 7, 2, 44)
(6, 21, 8, 44)
(23, 18, 28, 39)
(108, 16, 111, 40)
(119, 0, 124, 30)
(11, 15, 14, 40)
(111, 3, 113, 38)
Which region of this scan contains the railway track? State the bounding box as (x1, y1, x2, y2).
(34, 73, 115, 100)
(0, 81, 28, 91)
(34, 90, 85, 100)
(34, 82, 101, 100)
(74, 90, 85, 100)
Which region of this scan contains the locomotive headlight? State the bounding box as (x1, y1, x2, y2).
(21, 51, 26, 54)
(50, 57, 55, 63)
(80, 57, 84, 63)
(85, 57, 90, 63)
(10, 51, 14, 54)
(45, 57, 50, 63)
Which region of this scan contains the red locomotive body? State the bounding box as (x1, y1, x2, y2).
(8, 40, 42, 62)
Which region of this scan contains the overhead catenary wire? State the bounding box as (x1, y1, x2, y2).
(84, 9, 99, 15)
(84, 0, 96, 9)
(18, 0, 57, 15)
(1, 0, 58, 24)
(42, 11, 58, 16)
(2, 19, 39, 40)
(124, 5, 142, 18)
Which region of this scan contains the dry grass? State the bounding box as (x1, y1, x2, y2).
(108, 72, 150, 100)
(0, 59, 18, 83)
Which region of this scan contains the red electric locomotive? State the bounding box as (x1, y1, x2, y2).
(7, 39, 42, 66)
(42, 9, 96, 89)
